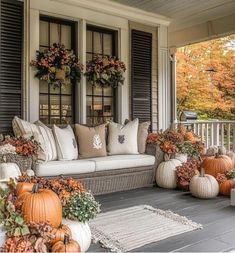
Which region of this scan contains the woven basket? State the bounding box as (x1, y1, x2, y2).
(0, 154, 33, 173)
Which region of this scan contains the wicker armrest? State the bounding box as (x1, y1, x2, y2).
(146, 143, 164, 168)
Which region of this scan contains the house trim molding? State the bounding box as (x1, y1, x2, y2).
(51, 0, 171, 27)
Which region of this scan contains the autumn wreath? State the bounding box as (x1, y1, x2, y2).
(85, 55, 126, 88)
(30, 43, 83, 88)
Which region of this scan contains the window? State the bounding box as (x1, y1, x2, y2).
(39, 16, 76, 125)
(86, 25, 117, 126)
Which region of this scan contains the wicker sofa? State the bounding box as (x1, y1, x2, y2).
(34, 145, 164, 195)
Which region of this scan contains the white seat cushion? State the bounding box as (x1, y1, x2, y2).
(89, 154, 155, 172)
(35, 160, 95, 177)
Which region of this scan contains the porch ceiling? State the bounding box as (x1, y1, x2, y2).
(111, 0, 235, 32)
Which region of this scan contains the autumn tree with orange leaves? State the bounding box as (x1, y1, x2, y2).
(176, 35, 235, 120)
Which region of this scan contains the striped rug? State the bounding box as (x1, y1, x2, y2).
(90, 205, 202, 253)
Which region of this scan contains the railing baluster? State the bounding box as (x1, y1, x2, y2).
(233, 124, 235, 151)
(227, 124, 231, 152)
(210, 123, 214, 146)
(205, 123, 209, 149)
(200, 123, 205, 143)
(221, 124, 224, 147)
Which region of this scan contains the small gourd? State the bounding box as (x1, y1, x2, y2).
(219, 179, 235, 196)
(156, 154, 182, 189)
(52, 234, 81, 253)
(190, 168, 219, 199)
(51, 224, 72, 245)
(174, 153, 187, 163)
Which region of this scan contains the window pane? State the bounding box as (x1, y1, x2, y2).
(62, 96, 72, 117)
(86, 96, 92, 117)
(86, 83, 93, 95)
(86, 30, 92, 52)
(94, 32, 102, 54)
(61, 117, 72, 125)
(61, 84, 72, 95)
(39, 81, 49, 93)
(86, 117, 93, 126)
(50, 95, 60, 116)
(94, 86, 102, 96)
(86, 53, 92, 61)
(50, 23, 60, 45)
(93, 97, 102, 117)
(40, 21, 49, 46)
(104, 97, 113, 117)
(104, 86, 113, 96)
(61, 25, 71, 49)
(103, 34, 112, 56)
(50, 117, 60, 125)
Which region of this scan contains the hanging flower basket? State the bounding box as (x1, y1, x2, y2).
(85, 55, 126, 88)
(30, 43, 83, 88)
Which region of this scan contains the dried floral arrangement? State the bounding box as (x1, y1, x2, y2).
(2, 136, 40, 157)
(0, 176, 100, 252)
(85, 55, 126, 88)
(176, 159, 201, 190)
(30, 43, 83, 88)
(146, 126, 204, 158)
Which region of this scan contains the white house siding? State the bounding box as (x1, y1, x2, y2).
(25, 0, 170, 130)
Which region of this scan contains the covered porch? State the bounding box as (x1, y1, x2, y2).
(0, 0, 235, 252)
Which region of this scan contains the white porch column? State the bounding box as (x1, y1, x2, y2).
(29, 9, 40, 123)
(170, 47, 177, 124)
(158, 25, 171, 131)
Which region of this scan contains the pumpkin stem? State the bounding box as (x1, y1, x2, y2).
(200, 168, 205, 177)
(216, 149, 222, 158)
(64, 234, 70, 245)
(164, 153, 170, 161)
(32, 184, 39, 193)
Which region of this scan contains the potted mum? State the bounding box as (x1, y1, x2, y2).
(85, 55, 126, 88)
(30, 43, 83, 89)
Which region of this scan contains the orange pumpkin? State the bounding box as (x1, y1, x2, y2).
(219, 179, 235, 196)
(51, 224, 72, 245)
(20, 184, 62, 227)
(52, 235, 81, 253)
(16, 182, 34, 196)
(184, 132, 196, 143)
(202, 153, 233, 177)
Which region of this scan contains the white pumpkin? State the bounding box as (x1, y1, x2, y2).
(189, 168, 219, 199)
(156, 156, 182, 189)
(26, 169, 35, 177)
(226, 151, 235, 166)
(62, 218, 91, 252)
(0, 225, 6, 248)
(0, 163, 21, 180)
(175, 153, 187, 163)
(207, 146, 226, 156)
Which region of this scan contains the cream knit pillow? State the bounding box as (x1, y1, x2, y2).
(107, 119, 139, 155)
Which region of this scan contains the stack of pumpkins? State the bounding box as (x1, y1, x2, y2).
(16, 182, 91, 252)
(156, 147, 235, 199)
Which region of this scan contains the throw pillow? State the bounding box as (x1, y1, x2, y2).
(12, 116, 48, 162)
(53, 125, 78, 160)
(107, 118, 139, 155)
(35, 120, 57, 161)
(75, 124, 107, 158)
(125, 119, 150, 154)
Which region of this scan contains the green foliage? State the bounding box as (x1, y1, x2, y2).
(0, 184, 30, 237)
(63, 191, 101, 222)
(176, 141, 199, 158)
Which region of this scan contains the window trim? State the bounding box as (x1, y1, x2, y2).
(39, 15, 77, 125)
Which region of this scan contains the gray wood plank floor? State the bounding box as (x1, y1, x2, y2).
(88, 186, 235, 252)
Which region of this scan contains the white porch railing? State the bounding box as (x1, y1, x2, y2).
(173, 121, 235, 151)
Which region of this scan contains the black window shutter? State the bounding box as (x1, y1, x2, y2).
(0, 0, 23, 134)
(131, 29, 152, 127)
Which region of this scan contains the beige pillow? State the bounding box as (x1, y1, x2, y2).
(75, 124, 107, 158)
(108, 119, 139, 155)
(125, 119, 150, 154)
